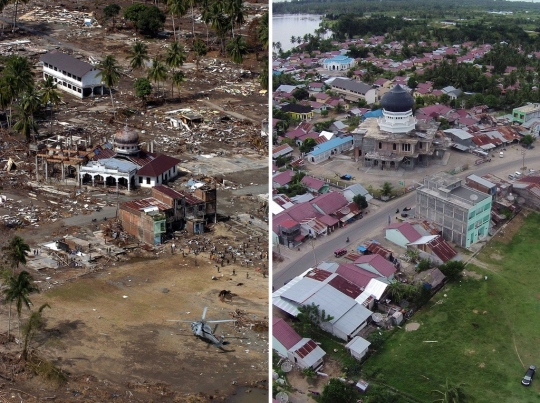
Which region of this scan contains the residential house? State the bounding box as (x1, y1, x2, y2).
(343, 184, 373, 203)
(40, 50, 104, 98)
(512, 103, 540, 124)
(353, 254, 397, 281)
(272, 170, 295, 189)
(444, 128, 474, 151)
(301, 176, 329, 194)
(407, 235, 458, 265)
(136, 154, 182, 189)
(272, 318, 326, 370)
(323, 55, 355, 71)
(119, 197, 171, 245)
(280, 104, 314, 120)
(272, 144, 294, 160)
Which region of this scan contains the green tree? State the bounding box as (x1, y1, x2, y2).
(193, 37, 208, 71)
(226, 35, 248, 65)
(405, 248, 420, 263)
(103, 3, 121, 29)
(2, 236, 30, 271)
(320, 378, 358, 403)
(124, 4, 165, 37)
(293, 87, 309, 101)
(522, 134, 534, 146)
(2, 270, 40, 340)
(353, 194, 368, 209)
(387, 280, 406, 302)
(171, 71, 185, 100)
(417, 258, 431, 272)
(166, 42, 186, 97)
(13, 97, 39, 142)
(299, 137, 316, 154)
(226, 0, 246, 37)
(294, 302, 334, 338)
(21, 303, 50, 360)
(147, 56, 168, 96)
(39, 76, 62, 135)
(133, 77, 152, 105)
(432, 379, 474, 403)
(11, 0, 30, 29)
(257, 11, 268, 51)
(259, 56, 269, 90)
(439, 260, 465, 282)
(209, 3, 231, 55)
(3, 55, 34, 127)
(126, 40, 150, 71)
(97, 55, 121, 119)
(381, 181, 393, 197)
(166, 0, 187, 41)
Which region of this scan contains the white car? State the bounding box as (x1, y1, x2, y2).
(514, 171, 522, 177)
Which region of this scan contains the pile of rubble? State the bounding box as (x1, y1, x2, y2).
(18, 5, 100, 28)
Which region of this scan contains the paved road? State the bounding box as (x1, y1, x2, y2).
(272, 152, 539, 288)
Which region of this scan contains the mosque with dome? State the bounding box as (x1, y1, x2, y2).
(79, 125, 181, 191)
(352, 84, 444, 170)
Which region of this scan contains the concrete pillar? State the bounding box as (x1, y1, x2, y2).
(116, 177, 119, 191)
(92, 175, 95, 187)
(35, 154, 39, 182)
(127, 177, 131, 192)
(45, 160, 48, 182)
(61, 162, 65, 181)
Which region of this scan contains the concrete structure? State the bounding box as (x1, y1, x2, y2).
(272, 318, 326, 370)
(416, 172, 493, 248)
(279, 104, 314, 120)
(355, 85, 442, 170)
(323, 55, 355, 71)
(136, 154, 181, 188)
(119, 198, 171, 245)
(330, 78, 377, 104)
(512, 103, 540, 124)
(40, 50, 104, 98)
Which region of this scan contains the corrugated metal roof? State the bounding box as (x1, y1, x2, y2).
(122, 197, 171, 212)
(345, 336, 371, 354)
(291, 339, 326, 367)
(308, 136, 353, 157)
(333, 303, 372, 336)
(336, 263, 379, 288)
(328, 275, 362, 298)
(467, 174, 496, 189)
(304, 284, 356, 324)
(363, 279, 389, 300)
(281, 277, 328, 304)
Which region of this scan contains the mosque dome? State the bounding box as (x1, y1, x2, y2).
(114, 125, 140, 155)
(380, 84, 414, 113)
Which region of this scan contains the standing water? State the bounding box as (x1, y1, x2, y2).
(272, 14, 325, 52)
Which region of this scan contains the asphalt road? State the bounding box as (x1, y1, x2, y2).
(272, 152, 538, 289)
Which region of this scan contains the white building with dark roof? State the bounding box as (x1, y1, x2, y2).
(40, 50, 104, 98)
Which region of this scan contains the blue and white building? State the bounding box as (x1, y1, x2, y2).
(323, 55, 355, 71)
(306, 136, 353, 164)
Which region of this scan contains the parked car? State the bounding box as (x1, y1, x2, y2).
(514, 171, 522, 178)
(340, 174, 352, 180)
(522, 365, 536, 386)
(400, 212, 408, 218)
(508, 174, 516, 180)
(499, 151, 504, 158)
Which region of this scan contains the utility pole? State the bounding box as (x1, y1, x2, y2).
(522, 150, 526, 170)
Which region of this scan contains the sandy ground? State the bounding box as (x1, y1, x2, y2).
(0, 222, 269, 402)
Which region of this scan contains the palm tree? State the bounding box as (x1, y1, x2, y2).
(171, 71, 185, 100)
(290, 35, 296, 45)
(432, 379, 473, 403)
(147, 56, 168, 97)
(13, 99, 39, 142)
(3, 55, 34, 127)
(209, 2, 231, 55)
(257, 11, 268, 52)
(2, 236, 30, 272)
(96, 55, 121, 119)
(386, 280, 405, 303)
(167, 0, 187, 41)
(11, 0, 30, 29)
(2, 271, 40, 340)
(40, 76, 62, 135)
(21, 303, 50, 360)
(200, 0, 213, 45)
(226, 35, 247, 65)
(193, 37, 207, 71)
(226, 0, 245, 37)
(126, 41, 150, 72)
(165, 42, 186, 97)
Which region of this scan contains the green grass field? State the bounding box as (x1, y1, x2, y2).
(362, 212, 540, 403)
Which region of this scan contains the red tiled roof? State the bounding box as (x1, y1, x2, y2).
(279, 219, 298, 229)
(136, 154, 180, 177)
(294, 339, 318, 359)
(301, 176, 325, 191)
(304, 268, 333, 282)
(427, 236, 458, 263)
(272, 170, 294, 187)
(385, 222, 422, 242)
(354, 254, 396, 278)
(311, 192, 348, 215)
(328, 275, 363, 298)
(272, 318, 302, 349)
(121, 197, 171, 212)
(336, 264, 379, 288)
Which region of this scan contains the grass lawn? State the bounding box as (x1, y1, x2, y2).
(362, 212, 540, 403)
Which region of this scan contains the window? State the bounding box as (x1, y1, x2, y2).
(469, 211, 475, 220)
(379, 142, 382, 149)
(139, 177, 143, 184)
(484, 203, 490, 212)
(393, 143, 397, 150)
(146, 177, 150, 184)
(419, 142, 423, 149)
(401, 143, 411, 152)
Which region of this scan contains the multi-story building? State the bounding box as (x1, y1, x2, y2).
(416, 172, 492, 248)
(512, 103, 540, 124)
(329, 78, 377, 104)
(40, 50, 104, 98)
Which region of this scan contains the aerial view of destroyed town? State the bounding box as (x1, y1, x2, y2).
(271, 0, 540, 402)
(0, 0, 269, 401)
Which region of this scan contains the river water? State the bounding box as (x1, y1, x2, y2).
(272, 14, 324, 52)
